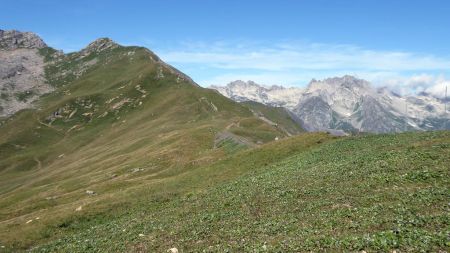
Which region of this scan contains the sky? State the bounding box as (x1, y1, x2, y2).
(2, 0, 450, 96)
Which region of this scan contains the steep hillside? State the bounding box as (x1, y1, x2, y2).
(0, 31, 289, 250)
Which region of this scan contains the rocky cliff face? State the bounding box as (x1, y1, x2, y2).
(211, 76, 449, 133)
(0, 29, 47, 50)
(0, 30, 51, 117)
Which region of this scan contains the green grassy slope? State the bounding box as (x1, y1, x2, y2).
(0, 41, 289, 250)
(7, 131, 447, 252)
(0, 132, 330, 251)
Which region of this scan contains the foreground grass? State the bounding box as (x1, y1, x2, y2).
(0, 132, 330, 251)
(19, 131, 450, 252)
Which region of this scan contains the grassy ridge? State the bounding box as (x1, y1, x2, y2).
(0, 44, 288, 250)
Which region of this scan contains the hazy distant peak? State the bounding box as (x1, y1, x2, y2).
(225, 80, 286, 91)
(308, 75, 370, 90)
(211, 80, 304, 110)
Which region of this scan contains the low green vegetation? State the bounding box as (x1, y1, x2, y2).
(18, 131, 450, 252)
(1, 130, 449, 252)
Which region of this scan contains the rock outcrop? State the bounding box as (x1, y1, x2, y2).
(80, 38, 119, 55)
(0, 29, 47, 50)
(0, 30, 51, 117)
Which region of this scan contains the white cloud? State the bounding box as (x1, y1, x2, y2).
(372, 74, 450, 97)
(158, 41, 450, 72)
(425, 80, 450, 98)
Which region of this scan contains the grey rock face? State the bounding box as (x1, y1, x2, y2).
(0, 29, 47, 50)
(0, 49, 51, 117)
(355, 96, 406, 133)
(294, 96, 333, 131)
(0, 63, 25, 79)
(0, 30, 51, 117)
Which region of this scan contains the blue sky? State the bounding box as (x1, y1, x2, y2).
(2, 0, 450, 95)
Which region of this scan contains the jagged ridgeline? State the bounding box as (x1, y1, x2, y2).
(212, 78, 450, 133)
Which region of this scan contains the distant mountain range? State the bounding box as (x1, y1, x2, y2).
(211, 76, 450, 133)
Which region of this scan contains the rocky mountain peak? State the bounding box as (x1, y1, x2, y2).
(226, 80, 285, 91)
(210, 80, 304, 110)
(310, 75, 369, 88)
(0, 29, 47, 50)
(228, 80, 247, 87)
(306, 75, 371, 95)
(333, 75, 370, 90)
(326, 75, 361, 83)
(227, 80, 260, 89)
(80, 37, 119, 54)
(268, 85, 285, 90)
